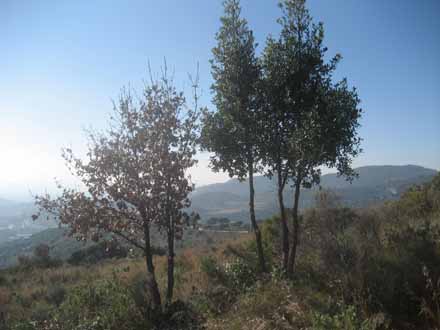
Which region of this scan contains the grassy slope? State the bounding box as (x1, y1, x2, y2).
(0, 234, 251, 326)
(1, 174, 439, 329)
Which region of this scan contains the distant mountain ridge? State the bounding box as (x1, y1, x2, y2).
(191, 165, 438, 221)
(0, 165, 436, 228)
(0, 164, 436, 269)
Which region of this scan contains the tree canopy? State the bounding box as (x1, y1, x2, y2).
(201, 0, 267, 272)
(34, 73, 201, 310)
(260, 0, 362, 274)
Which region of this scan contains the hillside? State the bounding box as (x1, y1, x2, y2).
(0, 165, 436, 269)
(1, 173, 439, 329)
(191, 165, 437, 221)
(0, 226, 248, 269)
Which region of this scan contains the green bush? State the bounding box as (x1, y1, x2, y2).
(200, 255, 257, 293)
(30, 302, 52, 322)
(200, 256, 226, 284)
(0, 273, 8, 286)
(16, 252, 62, 271)
(67, 240, 128, 265)
(9, 321, 36, 330)
(53, 278, 144, 330)
(198, 256, 236, 315)
(311, 305, 379, 330)
(300, 176, 440, 329)
(128, 272, 151, 318)
(157, 300, 204, 330)
(45, 284, 66, 307)
(224, 258, 257, 291)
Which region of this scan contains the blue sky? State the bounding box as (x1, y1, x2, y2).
(0, 0, 439, 200)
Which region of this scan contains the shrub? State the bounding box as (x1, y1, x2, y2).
(420, 265, 440, 329)
(34, 244, 50, 260)
(16, 249, 62, 270)
(0, 273, 8, 286)
(0, 287, 10, 328)
(300, 180, 440, 329)
(260, 216, 280, 254)
(311, 305, 378, 330)
(199, 255, 230, 288)
(30, 302, 52, 322)
(14, 293, 33, 309)
(45, 285, 66, 307)
(224, 258, 257, 291)
(128, 272, 150, 317)
(67, 240, 128, 265)
(157, 300, 204, 330)
(53, 278, 144, 330)
(17, 255, 32, 269)
(200, 255, 257, 292)
(200, 256, 221, 278)
(9, 321, 36, 330)
(198, 256, 235, 315)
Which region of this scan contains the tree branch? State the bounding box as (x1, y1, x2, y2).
(112, 230, 145, 251)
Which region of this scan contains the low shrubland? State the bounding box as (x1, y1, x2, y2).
(1, 174, 439, 329)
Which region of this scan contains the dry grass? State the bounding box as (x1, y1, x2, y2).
(0, 231, 249, 324)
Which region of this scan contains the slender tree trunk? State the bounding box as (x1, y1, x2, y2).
(0, 309, 5, 329)
(166, 213, 175, 306)
(276, 166, 289, 271)
(287, 180, 301, 277)
(248, 160, 267, 272)
(163, 178, 175, 307)
(141, 215, 162, 310)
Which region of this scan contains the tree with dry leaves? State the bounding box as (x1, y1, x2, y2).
(34, 71, 201, 312)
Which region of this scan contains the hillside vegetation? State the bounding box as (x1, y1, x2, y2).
(1, 165, 435, 270)
(1, 174, 439, 329)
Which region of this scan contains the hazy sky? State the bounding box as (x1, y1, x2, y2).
(1, 0, 439, 200)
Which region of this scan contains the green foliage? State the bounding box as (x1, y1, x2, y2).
(0, 273, 9, 286)
(128, 272, 150, 317)
(259, 0, 362, 276)
(395, 172, 440, 218)
(260, 217, 279, 250)
(201, 0, 262, 179)
(158, 300, 204, 330)
(33, 244, 50, 260)
(224, 258, 257, 291)
(201, 0, 267, 272)
(9, 321, 36, 330)
(5, 175, 439, 330)
(200, 256, 223, 281)
(311, 305, 378, 330)
(30, 302, 52, 322)
(45, 284, 66, 307)
(16, 245, 63, 270)
(67, 240, 128, 265)
(201, 253, 258, 292)
(198, 255, 258, 316)
(299, 175, 440, 328)
(421, 265, 440, 328)
(259, 216, 282, 264)
(128, 270, 204, 330)
(53, 278, 144, 330)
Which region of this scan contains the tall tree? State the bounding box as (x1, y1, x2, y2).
(260, 34, 292, 271)
(201, 0, 266, 272)
(34, 72, 200, 311)
(261, 0, 362, 275)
